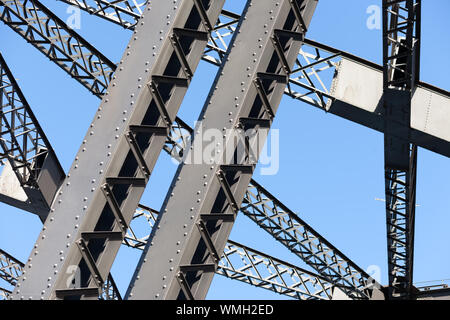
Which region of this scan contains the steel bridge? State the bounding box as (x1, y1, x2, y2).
(0, 0, 449, 300)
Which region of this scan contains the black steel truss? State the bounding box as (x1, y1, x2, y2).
(382, 0, 420, 299)
(0, 0, 116, 98)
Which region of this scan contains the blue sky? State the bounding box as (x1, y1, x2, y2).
(0, 0, 449, 299)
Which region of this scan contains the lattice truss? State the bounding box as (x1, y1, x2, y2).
(0, 56, 48, 186)
(0, 0, 116, 97)
(58, 0, 147, 29)
(0, 0, 448, 301)
(382, 0, 420, 298)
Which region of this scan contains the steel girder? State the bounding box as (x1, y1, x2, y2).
(1, 204, 336, 301)
(126, 0, 318, 300)
(2, 0, 447, 196)
(58, 0, 241, 67)
(152, 126, 379, 300)
(382, 0, 420, 299)
(0, 54, 121, 300)
(0, 53, 64, 221)
(10, 0, 226, 300)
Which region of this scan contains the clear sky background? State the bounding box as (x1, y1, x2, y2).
(0, 0, 449, 299)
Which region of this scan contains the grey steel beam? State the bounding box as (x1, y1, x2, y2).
(0, 0, 238, 98)
(0, 0, 116, 98)
(11, 0, 226, 300)
(127, 0, 318, 300)
(416, 288, 450, 300)
(382, 0, 420, 299)
(2, 0, 445, 301)
(47, 2, 375, 298)
(122, 205, 335, 300)
(241, 180, 381, 299)
(0, 53, 64, 221)
(121, 181, 381, 300)
(0, 2, 238, 219)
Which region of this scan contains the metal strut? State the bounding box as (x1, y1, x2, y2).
(0, 1, 448, 302)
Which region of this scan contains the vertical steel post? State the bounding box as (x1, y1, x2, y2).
(382, 0, 420, 299)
